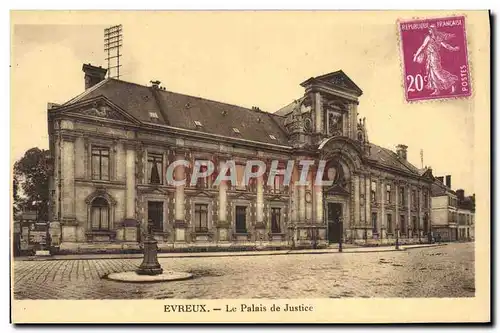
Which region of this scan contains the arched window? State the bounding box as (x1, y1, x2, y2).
(91, 197, 110, 230)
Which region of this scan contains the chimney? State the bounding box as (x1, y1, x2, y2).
(436, 176, 444, 184)
(456, 189, 465, 202)
(82, 64, 107, 90)
(396, 144, 408, 160)
(445, 175, 452, 189)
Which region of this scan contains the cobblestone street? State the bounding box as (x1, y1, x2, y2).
(13, 242, 474, 299)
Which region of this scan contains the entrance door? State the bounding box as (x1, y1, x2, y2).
(327, 202, 342, 243)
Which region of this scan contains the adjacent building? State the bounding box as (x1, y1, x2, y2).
(430, 176, 474, 241)
(46, 64, 434, 253)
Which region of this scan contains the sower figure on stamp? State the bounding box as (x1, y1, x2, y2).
(413, 24, 460, 96)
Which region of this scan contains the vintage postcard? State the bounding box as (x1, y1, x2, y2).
(10, 10, 490, 324)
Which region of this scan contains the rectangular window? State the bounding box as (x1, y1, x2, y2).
(235, 164, 246, 190)
(412, 190, 417, 207)
(248, 165, 258, 192)
(91, 146, 110, 180)
(386, 184, 392, 204)
(423, 190, 428, 209)
(195, 164, 210, 188)
(371, 181, 377, 202)
(273, 174, 284, 193)
(147, 201, 163, 232)
(400, 215, 406, 235)
(194, 204, 208, 232)
(271, 208, 281, 233)
(387, 214, 393, 234)
(91, 205, 109, 230)
(147, 153, 163, 184)
(412, 216, 418, 232)
(235, 206, 247, 233)
(371, 212, 378, 233)
(400, 187, 405, 206)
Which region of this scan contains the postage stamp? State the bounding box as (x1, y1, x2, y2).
(398, 16, 471, 102)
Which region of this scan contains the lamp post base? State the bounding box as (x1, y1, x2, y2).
(136, 238, 163, 276)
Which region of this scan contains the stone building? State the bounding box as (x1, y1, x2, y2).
(431, 175, 474, 242)
(456, 188, 475, 241)
(47, 64, 434, 253)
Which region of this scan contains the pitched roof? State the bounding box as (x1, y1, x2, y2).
(274, 97, 305, 117)
(367, 143, 421, 176)
(64, 79, 289, 146)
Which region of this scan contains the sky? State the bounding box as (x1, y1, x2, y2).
(11, 11, 481, 194)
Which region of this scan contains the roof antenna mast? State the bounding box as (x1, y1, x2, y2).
(104, 24, 123, 79)
(420, 149, 424, 169)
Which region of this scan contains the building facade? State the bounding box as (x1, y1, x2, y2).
(430, 177, 475, 241)
(47, 64, 434, 253)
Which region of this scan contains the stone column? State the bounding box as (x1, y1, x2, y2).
(418, 187, 423, 239)
(353, 174, 360, 239)
(314, 180, 323, 224)
(174, 156, 186, 221)
(380, 178, 385, 238)
(305, 171, 313, 221)
(125, 147, 136, 219)
(217, 178, 229, 241)
(298, 184, 306, 222)
(291, 183, 298, 222)
(395, 182, 399, 237)
(219, 180, 227, 223)
(365, 174, 371, 237)
(408, 184, 412, 237)
(60, 134, 77, 244)
(256, 173, 264, 223)
(314, 92, 322, 133)
(174, 151, 187, 242)
(351, 103, 358, 140)
(61, 137, 76, 220)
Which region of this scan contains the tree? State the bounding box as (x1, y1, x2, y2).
(13, 147, 52, 221)
(13, 176, 20, 214)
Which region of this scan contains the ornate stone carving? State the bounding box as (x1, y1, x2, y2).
(79, 102, 128, 122)
(328, 75, 349, 88)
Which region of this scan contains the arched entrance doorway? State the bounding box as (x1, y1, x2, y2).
(321, 159, 352, 244)
(318, 136, 363, 244)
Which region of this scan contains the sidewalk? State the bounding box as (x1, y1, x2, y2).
(14, 243, 447, 261)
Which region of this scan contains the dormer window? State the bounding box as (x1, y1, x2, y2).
(232, 128, 241, 134)
(269, 135, 276, 140)
(194, 120, 203, 127)
(149, 112, 159, 122)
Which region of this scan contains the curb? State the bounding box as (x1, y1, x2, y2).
(14, 243, 447, 262)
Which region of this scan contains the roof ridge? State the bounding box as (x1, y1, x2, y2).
(107, 78, 286, 118)
(62, 78, 111, 106)
(265, 111, 288, 137)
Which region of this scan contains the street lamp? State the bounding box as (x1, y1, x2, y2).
(395, 226, 400, 250)
(338, 216, 343, 252)
(136, 222, 163, 275)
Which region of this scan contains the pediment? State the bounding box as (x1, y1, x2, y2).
(303, 70, 363, 96)
(230, 192, 253, 201)
(192, 190, 213, 198)
(269, 195, 287, 202)
(56, 96, 141, 124)
(325, 184, 350, 196)
(138, 186, 169, 195)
